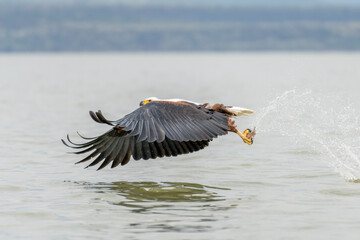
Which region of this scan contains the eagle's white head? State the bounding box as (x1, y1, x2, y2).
(139, 97, 159, 106)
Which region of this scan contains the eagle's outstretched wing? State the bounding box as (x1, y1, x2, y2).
(62, 101, 229, 169)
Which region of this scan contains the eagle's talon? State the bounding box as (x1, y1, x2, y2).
(236, 128, 256, 145)
(242, 137, 253, 145)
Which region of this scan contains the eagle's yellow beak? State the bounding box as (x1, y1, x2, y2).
(139, 99, 152, 106)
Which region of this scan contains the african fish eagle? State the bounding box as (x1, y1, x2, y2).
(62, 97, 256, 170)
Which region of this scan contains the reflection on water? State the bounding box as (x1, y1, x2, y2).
(91, 181, 230, 202)
(75, 181, 234, 232)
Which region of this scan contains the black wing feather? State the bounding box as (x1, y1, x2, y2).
(149, 142, 158, 159)
(89, 110, 115, 126)
(121, 138, 134, 166)
(161, 139, 172, 157)
(154, 141, 166, 158)
(142, 140, 151, 160)
(133, 141, 143, 160)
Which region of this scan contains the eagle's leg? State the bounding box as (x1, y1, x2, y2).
(228, 119, 255, 145)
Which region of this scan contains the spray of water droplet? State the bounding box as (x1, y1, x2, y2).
(251, 89, 360, 181)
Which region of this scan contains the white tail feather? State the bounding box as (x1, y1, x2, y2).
(227, 106, 255, 117)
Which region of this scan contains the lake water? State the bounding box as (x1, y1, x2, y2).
(1, 53, 360, 239)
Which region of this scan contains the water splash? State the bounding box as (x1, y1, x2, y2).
(252, 89, 360, 181)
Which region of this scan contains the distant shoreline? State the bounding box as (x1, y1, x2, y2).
(1, 3, 360, 52)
